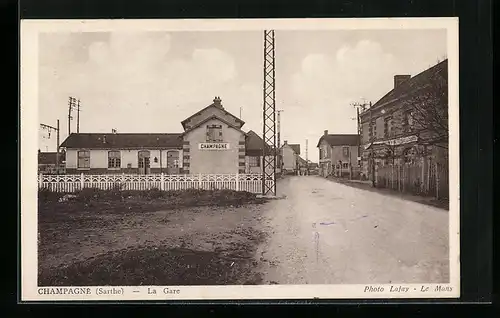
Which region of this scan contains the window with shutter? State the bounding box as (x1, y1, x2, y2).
(342, 146, 350, 157)
(77, 150, 90, 169)
(108, 151, 121, 169)
(249, 156, 260, 167)
(206, 125, 223, 142)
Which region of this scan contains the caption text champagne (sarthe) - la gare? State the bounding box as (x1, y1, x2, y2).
(37, 287, 181, 296)
(37, 285, 455, 297)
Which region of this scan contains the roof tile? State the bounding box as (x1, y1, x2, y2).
(317, 134, 360, 147)
(60, 133, 183, 149)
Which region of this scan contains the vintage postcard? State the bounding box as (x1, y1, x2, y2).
(21, 18, 460, 301)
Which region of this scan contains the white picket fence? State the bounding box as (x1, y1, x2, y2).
(38, 173, 273, 194)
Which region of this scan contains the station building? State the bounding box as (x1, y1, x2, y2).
(59, 97, 277, 175)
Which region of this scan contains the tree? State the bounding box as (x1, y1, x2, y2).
(403, 65, 448, 150)
(381, 142, 398, 165)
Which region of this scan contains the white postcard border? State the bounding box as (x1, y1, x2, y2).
(21, 17, 460, 301)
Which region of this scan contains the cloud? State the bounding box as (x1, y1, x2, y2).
(282, 40, 399, 157)
(161, 48, 237, 103)
(38, 31, 246, 142)
(334, 40, 395, 97)
(88, 32, 171, 67)
(291, 40, 396, 106)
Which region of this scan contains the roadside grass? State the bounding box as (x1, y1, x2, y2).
(38, 187, 268, 286)
(38, 187, 267, 222)
(39, 235, 266, 286)
(39, 187, 267, 207)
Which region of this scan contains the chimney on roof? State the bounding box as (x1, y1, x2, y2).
(394, 75, 411, 88)
(213, 96, 222, 108)
(324, 130, 328, 136)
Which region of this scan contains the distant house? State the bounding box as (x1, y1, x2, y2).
(297, 155, 307, 167)
(296, 156, 309, 175)
(316, 130, 360, 177)
(244, 130, 281, 175)
(308, 162, 319, 170)
(281, 141, 301, 174)
(38, 150, 66, 174)
(59, 97, 275, 175)
(307, 162, 319, 174)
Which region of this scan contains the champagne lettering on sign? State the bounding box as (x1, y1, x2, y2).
(198, 143, 230, 150)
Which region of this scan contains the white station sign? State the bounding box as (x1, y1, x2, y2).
(199, 143, 230, 150)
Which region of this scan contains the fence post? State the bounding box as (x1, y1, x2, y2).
(426, 158, 431, 194)
(236, 173, 239, 191)
(198, 173, 202, 189)
(435, 163, 439, 200)
(80, 172, 84, 190)
(420, 159, 425, 193)
(160, 172, 165, 191)
(398, 165, 401, 192)
(402, 165, 405, 193)
(391, 165, 394, 190)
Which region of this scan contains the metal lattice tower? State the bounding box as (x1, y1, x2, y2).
(262, 30, 276, 196)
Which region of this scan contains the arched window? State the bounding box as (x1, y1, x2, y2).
(108, 151, 121, 169)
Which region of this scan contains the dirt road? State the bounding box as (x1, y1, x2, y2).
(256, 176, 450, 284)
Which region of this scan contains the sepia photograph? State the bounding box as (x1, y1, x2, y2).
(21, 18, 460, 300)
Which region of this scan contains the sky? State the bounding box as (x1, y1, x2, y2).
(38, 29, 447, 162)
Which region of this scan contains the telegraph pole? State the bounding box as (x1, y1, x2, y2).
(368, 101, 375, 187)
(351, 101, 366, 162)
(40, 120, 60, 174)
(352, 100, 373, 184)
(305, 139, 308, 162)
(76, 99, 81, 133)
(305, 139, 309, 175)
(276, 110, 284, 176)
(68, 97, 74, 136)
(57, 119, 60, 173)
(68, 96, 81, 135)
(277, 110, 284, 148)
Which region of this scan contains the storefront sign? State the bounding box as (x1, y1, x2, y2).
(384, 135, 418, 146)
(198, 143, 230, 150)
(372, 135, 418, 147)
(363, 135, 418, 150)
